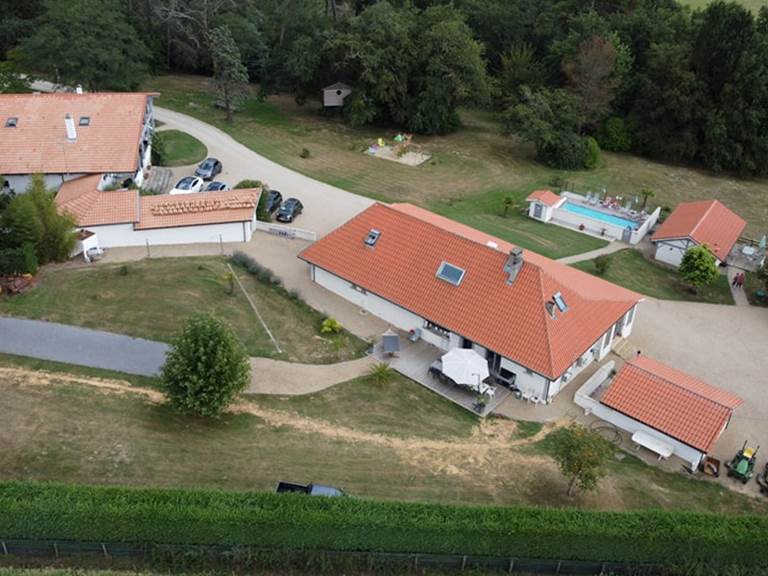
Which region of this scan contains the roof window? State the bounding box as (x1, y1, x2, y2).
(553, 292, 568, 313)
(78, 116, 90, 126)
(436, 261, 466, 286)
(5, 117, 18, 128)
(364, 229, 381, 247)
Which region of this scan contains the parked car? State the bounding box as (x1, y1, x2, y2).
(265, 189, 283, 214)
(275, 481, 345, 497)
(204, 181, 230, 192)
(194, 157, 222, 180)
(169, 176, 204, 195)
(276, 198, 303, 223)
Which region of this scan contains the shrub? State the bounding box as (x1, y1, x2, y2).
(0, 243, 38, 275)
(596, 117, 631, 152)
(299, 148, 311, 159)
(368, 362, 394, 385)
(540, 132, 589, 170)
(161, 313, 250, 417)
(2, 481, 768, 568)
(679, 245, 718, 292)
(594, 255, 611, 276)
(320, 317, 342, 334)
(584, 137, 601, 170)
(151, 131, 167, 166)
(234, 179, 263, 189)
(118, 265, 129, 276)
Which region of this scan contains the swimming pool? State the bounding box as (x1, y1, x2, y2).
(561, 202, 636, 229)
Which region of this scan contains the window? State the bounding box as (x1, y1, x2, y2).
(424, 320, 449, 338)
(436, 261, 465, 286)
(78, 116, 90, 126)
(545, 301, 556, 319)
(553, 292, 568, 313)
(364, 229, 380, 247)
(524, 368, 534, 376)
(5, 117, 17, 128)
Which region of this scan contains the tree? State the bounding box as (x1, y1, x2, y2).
(161, 313, 250, 417)
(640, 187, 655, 209)
(209, 25, 249, 122)
(679, 245, 718, 292)
(551, 423, 613, 497)
(594, 254, 611, 276)
(18, 0, 150, 91)
(25, 175, 75, 264)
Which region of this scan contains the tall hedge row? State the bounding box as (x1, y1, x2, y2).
(1, 481, 767, 567)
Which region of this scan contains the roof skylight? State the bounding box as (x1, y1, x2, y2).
(436, 261, 466, 286)
(5, 117, 17, 128)
(79, 116, 90, 126)
(553, 292, 568, 313)
(364, 229, 381, 247)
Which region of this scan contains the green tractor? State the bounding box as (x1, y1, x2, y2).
(725, 441, 759, 484)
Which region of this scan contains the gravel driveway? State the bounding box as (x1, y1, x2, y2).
(155, 107, 374, 237)
(0, 317, 168, 377)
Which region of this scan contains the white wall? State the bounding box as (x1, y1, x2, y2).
(629, 207, 661, 245)
(527, 201, 554, 223)
(323, 88, 352, 107)
(654, 238, 695, 268)
(575, 362, 706, 470)
(5, 173, 85, 194)
(83, 220, 253, 248)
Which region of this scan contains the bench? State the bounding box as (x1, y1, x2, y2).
(631, 430, 674, 460)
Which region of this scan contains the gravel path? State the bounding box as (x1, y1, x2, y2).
(248, 356, 375, 395)
(0, 317, 169, 377)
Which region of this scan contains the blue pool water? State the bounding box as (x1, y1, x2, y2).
(561, 202, 636, 229)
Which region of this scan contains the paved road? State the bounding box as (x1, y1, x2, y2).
(155, 107, 374, 237)
(0, 317, 168, 377)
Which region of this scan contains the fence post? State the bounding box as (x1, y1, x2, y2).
(413, 554, 419, 570)
(1, 541, 7, 555)
(53, 542, 59, 558)
(145, 239, 151, 258)
(555, 560, 561, 575)
(508, 558, 514, 574)
(102, 543, 109, 558)
(219, 234, 223, 254)
(461, 555, 467, 571)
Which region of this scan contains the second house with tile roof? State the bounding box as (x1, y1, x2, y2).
(299, 203, 644, 402)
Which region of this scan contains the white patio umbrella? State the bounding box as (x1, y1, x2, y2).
(440, 348, 489, 389)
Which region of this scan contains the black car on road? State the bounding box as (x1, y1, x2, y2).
(204, 181, 229, 191)
(194, 158, 222, 180)
(276, 198, 303, 223)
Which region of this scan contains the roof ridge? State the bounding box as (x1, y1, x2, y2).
(688, 200, 718, 240)
(630, 360, 734, 409)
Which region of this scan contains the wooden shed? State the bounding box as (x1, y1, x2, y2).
(322, 82, 352, 108)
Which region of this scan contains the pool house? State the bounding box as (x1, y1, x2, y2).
(526, 190, 660, 245)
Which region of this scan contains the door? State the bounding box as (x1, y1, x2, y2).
(533, 203, 543, 219)
(487, 351, 501, 374)
(462, 337, 473, 349)
(622, 226, 632, 242)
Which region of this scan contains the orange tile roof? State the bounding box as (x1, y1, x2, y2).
(56, 178, 259, 230)
(653, 200, 745, 260)
(300, 203, 641, 379)
(0, 92, 156, 175)
(136, 189, 260, 230)
(526, 190, 563, 207)
(56, 175, 139, 226)
(602, 356, 743, 452)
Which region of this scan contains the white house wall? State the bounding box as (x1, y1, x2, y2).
(654, 238, 695, 268)
(5, 173, 85, 194)
(84, 220, 253, 248)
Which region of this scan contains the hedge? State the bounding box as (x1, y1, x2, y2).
(0, 244, 38, 275)
(1, 482, 768, 568)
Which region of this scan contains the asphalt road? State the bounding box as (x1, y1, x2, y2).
(155, 107, 374, 237)
(0, 317, 168, 377)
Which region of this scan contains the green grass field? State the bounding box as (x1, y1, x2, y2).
(0, 257, 367, 363)
(572, 249, 734, 304)
(680, 0, 766, 12)
(1, 353, 765, 514)
(157, 129, 207, 167)
(144, 75, 768, 247)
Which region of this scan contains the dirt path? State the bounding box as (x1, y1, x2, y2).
(0, 365, 562, 479)
(248, 356, 375, 395)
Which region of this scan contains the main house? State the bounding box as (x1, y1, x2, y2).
(0, 91, 157, 193)
(652, 200, 746, 268)
(299, 203, 643, 402)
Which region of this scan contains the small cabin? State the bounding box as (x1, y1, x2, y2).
(322, 82, 352, 108)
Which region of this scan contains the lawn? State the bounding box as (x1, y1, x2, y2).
(144, 75, 768, 242)
(572, 249, 734, 304)
(680, 0, 765, 12)
(1, 355, 766, 515)
(0, 257, 367, 363)
(745, 271, 768, 307)
(157, 129, 207, 166)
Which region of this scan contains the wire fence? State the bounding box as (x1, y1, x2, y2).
(0, 538, 664, 576)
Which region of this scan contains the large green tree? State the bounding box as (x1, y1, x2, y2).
(19, 0, 150, 90)
(551, 423, 613, 497)
(679, 245, 719, 293)
(161, 313, 250, 418)
(25, 175, 76, 264)
(209, 25, 249, 122)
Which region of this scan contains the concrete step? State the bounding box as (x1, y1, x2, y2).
(142, 167, 173, 195)
(613, 338, 638, 361)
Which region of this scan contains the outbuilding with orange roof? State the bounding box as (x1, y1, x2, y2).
(652, 200, 746, 267)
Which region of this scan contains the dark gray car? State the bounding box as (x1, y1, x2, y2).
(194, 157, 222, 180)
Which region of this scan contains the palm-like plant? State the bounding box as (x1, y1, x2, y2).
(369, 362, 394, 385)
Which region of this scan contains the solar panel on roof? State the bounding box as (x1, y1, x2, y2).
(436, 261, 465, 286)
(553, 292, 568, 313)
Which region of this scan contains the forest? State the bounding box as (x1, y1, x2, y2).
(1, 0, 767, 175)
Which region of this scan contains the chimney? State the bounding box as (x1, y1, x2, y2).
(75, 84, 83, 94)
(503, 247, 524, 284)
(64, 113, 77, 141)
